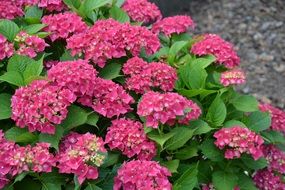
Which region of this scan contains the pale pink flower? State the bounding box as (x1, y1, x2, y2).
(220, 69, 246, 86)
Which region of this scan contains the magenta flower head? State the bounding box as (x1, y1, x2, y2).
(42, 12, 88, 41)
(0, 34, 14, 60)
(253, 169, 285, 190)
(38, 0, 67, 12)
(122, 0, 162, 23)
(105, 118, 156, 160)
(214, 126, 264, 160)
(11, 80, 76, 134)
(57, 132, 107, 184)
(220, 69, 246, 87)
(259, 103, 285, 134)
(0, 1, 23, 20)
(114, 160, 172, 190)
(152, 15, 195, 36)
(78, 78, 134, 118)
(137, 91, 201, 128)
(123, 57, 177, 94)
(191, 34, 240, 69)
(262, 145, 285, 174)
(47, 60, 98, 97)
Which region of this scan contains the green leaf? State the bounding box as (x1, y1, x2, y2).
(41, 183, 61, 190)
(192, 55, 216, 69)
(212, 171, 238, 190)
(238, 173, 258, 190)
(165, 127, 194, 150)
(191, 120, 213, 135)
(115, 0, 125, 7)
(231, 95, 258, 112)
(0, 71, 25, 86)
(109, 6, 130, 23)
(173, 163, 198, 190)
(23, 55, 44, 84)
(241, 156, 267, 170)
(0, 93, 12, 120)
(79, 0, 112, 17)
(5, 127, 37, 143)
(178, 89, 216, 99)
(206, 96, 227, 126)
(23, 24, 46, 34)
(161, 160, 180, 173)
(246, 111, 271, 132)
(86, 112, 99, 127)
(63, 0, 82, 9)
(101, 152, 119, 168)
(147, 131, 175, 148)
(0, 20, 20, 41)
(85, 183, 102, 190)
(25, 6, 43, 20)
(7, 55, 32, 73)
(261, 130, 285, 144)
(175, 145, 198, 160)
(39, 172, 66, 185)
(168, 41, 188, 64)
(39, 126, 64, 150)
(60, 50, 76, 61)
(74, 176, 81, 190)
(224, 120, 247, 128)
(199, 139, 224, 162)
(62, 105, 88, 131)
(99, 63, 122, 79)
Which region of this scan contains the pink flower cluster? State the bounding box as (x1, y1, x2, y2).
(137, 91, 201, 128)
(67, 19, 160, 67)
(220, 69, 246, 87)
(38, 0, 66, 12)
(42, 12, 88, 42)
(44, 60, 59, 69)
(152, 15, 195, 36)
(114, 160, 172, 190)
(122, 0, 162, 23)
(259, 103, 285, 134)
(123, 57, 177, 94)
(202, 184, 240, 190)
(253, 169, 285, 190)
(15, 31, 47, 58)
(0, 34, 14, 60)
(47, 60, 98, 97)
(105, 118, 156, 160)
(0, 131, 55, 188)
(0, 0, 23, 19)
(78, 78, 134, 118)
(214, 126, 264, 160)
(262, 145, 285, 174)
(11, 80, 76, 134)
(191, 34, 240, 69)
(57, 132, 106, 184)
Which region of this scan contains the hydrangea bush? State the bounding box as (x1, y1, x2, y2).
(0, 0, 284, 190)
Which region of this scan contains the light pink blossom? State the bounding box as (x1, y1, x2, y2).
(220, 69, 246, 86)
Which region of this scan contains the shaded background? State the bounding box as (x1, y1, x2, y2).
(151, 0, 285, 109)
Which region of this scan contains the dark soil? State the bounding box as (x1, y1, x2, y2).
(152, 0, 285, 109)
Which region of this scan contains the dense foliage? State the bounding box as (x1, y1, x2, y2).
(0, 0, 284, 190)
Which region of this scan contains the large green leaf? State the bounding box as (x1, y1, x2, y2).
(238, 173, 258, 190)
(109, 6, 130, 23)
(206, 96, 226, 126)
(241, 156, 267, 170)
(79, 0, 112, 17)
(175, 144, 198, 160)
(168, 41, 188, 64)
(231, 95, 258, 112)
(0, 20, 19, 41)
(62, 105, 88, 131)
(165, 127, 194, 150)
(212, 171, 238, 190)
(0, 71, 25, 86)
(147, 130, 175, 148)
(191, 120, 213, 135)
(86, 112, 99, 127)
(5, 127, 37, 143)
(0, 93, 12, 120)
(261, 130, 285, 144)
(199, 139, 224, 162)
(23, 55, 44, 84)
(23, 24, 46, 35)
(39, 126, 64, 150)
(161, 160, 180, 173)
(7, 55, 32, 73)
(245, 111, 271, 132)
(173, 163, 198, 190)
(191, 55, 216, 69)
(99, 63, 122, 80)
(224, 120, 247, 128)
(85, 183, 102, 190)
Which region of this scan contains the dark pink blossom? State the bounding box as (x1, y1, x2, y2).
(0, 0, 23, 19)
(137, 91, 201, 128)
(214, 126, 264, 160)
(0, 34, 14, 60)
(122, 0, 162, 23)
(44, 60, 59, 70)
(253, 169, 285, 190)
(105, 118, 156, 160)
(152, 15, 195, 36)
(191, 34, 240, 69)
(220, 69, 246, 86)
(202, 183, 240, 190)
(38, 0, 66, 12)
(262, 145, 285, 174)
(114, 160, 172, 190)
(57, 132, 107, 184)
(11, 80, 76, 134)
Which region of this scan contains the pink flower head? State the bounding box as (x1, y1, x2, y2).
(191, 34, 240, 69)
(11, 80, 76, 134)
(57, 132, 107, 184)
(220, 69, 246, 86)
(122, 0, 162, 23)
(202, 183, 240, 190)
(42, 12, 88, 41)
(137, 91, 201, 128)
(67, 19, 160, 67)
(78, 78, 135, 118)
(262, 145, 285, 174)
(47, 60, 98, 97)
(38, 0, 67, 12)
(259, 103, 285, 134)
(0, 1, 24, 19)
(253, 169, 285, 190)
(0, 34, 14, 60)
(44, 60, 59, 70)
(123, 57, 177, 94)
(152, 15, 195, 36)
(214, 126, 264, 160)
(114, 160, 172, 190)
(105, 118, 156, 160)
(15, 31, 48, 58)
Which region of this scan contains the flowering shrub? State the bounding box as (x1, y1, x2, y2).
(0, 0, 284, 190)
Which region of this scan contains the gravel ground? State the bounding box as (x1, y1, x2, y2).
(152, 0, 285, 109)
